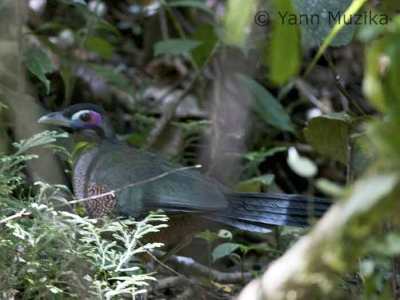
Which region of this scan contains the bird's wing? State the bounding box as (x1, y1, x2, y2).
(82, 142, 228, 217)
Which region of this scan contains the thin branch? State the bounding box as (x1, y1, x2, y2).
(151, 250, 253, 284)
(294, 79, 330, 113)
(323, 52, 367, 115)
(145, 71, 203, 148)
(165, 253, 253, 283)
(67, 164, 202, 206)
(0, 209, 32, 226)
(0, 165, 201, 227)
(145, 249, 223, 299)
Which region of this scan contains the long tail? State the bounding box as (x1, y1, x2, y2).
(207, 193, 332, 233)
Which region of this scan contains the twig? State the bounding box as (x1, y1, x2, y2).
(323, 52, 366, 115)
(166, 254, 252, 283)
(0, 209, 32, 226)
(145, 71, 203, 148)
(145, 250, 219, 299)
(154, 276, 186, 290)
(144, 247, 182, 277)
(151, 250, 253, 284)
(0, 165, 201, 227)
(66, 164, 202, 206)
(294, 79, 330, 113)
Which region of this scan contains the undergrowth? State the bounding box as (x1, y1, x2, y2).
(0, 131, 168, 299)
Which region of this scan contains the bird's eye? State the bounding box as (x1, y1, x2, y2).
(79, 112, 91, 122)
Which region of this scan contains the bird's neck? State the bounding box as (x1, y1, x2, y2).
(71, 127, 116, 164)
(73, 117, 116, 143)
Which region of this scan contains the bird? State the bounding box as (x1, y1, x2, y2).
(38, 103, 331, 248)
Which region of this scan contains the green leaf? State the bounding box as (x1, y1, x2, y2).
(212, 243, 241, 262)
(238, 74, 294, 132)
(24, 46, 55, 94)
(154, 39, 202, 56)
(370, 233, 400, 256)
(382, 35, 400, 114)
(59, 61, 76, 103)
(167, 0, 214, 14)
(237, 174, 275, 192)
(362, 17, 400, 113)
(84, 36, 114, 59)
(95, 19, 122, 38)
(191, 25, 219, 67)
(363, 39, 386, 111)
(268, 0, 301, 85)
(60, 0, 87, 6)
(14, 131, 68, 155)
(223, 0, 257, 46)
(357, 22, 388, 43)
(304, 0, 367, 76)
(293, 0, 355, 48)
(304, 113, 352, 164)
(196, 230, 219, 243)
(243, 147, 287, 178)
(244, 147, 287, 164)
(91, 65, 134, 94)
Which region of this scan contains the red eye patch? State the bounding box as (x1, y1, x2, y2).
(80, 111, 102, 126)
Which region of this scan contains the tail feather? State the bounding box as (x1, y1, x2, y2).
(209, 193, 331, 232)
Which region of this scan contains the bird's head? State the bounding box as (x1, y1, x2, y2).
(38, 103, 115, 139)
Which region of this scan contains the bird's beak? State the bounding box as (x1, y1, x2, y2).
(38, 112, 72, 127)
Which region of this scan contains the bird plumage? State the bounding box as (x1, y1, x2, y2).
(39, 103, 331, 237)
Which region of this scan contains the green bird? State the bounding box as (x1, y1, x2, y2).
(38, 103, 330, 246)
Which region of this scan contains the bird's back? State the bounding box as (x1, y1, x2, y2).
(73, 141, 228, 218)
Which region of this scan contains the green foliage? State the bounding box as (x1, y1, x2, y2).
(223, 0, 257, 46)
(0, 132, 168, 298)
(167, 0, 213, 14)
(238, 74, 294, 132)
(60, 211, 167, 298)
(154, 39, 202, 56)
(293, 0, 354, 47)
(305, 0, 368, 75)
(91, 65, 135, 94)
(268, 0, 301, 85)
(363, 16, 400, 170)
(242, 147, 286, 177)
(0, 131, 66, 200)
(363, 16, 400, 114)
(304, 113, 353, 164)
(191, 24, 219, 67)
(212, 242, 241, 262)
(13, 130, 68, 155)
(8, 0, 400, 298)
(85, 36, 114, 59)
(23, 46, 55, 94)
(236, 174, 275, 192)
